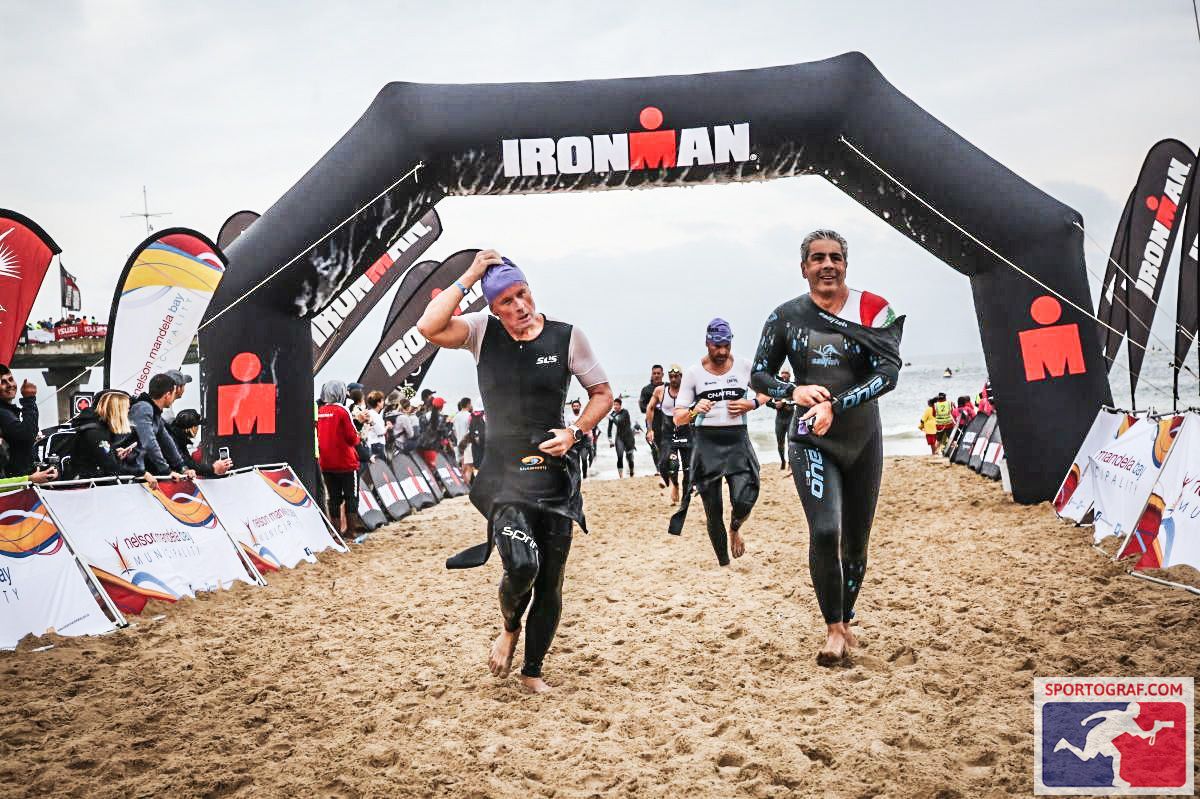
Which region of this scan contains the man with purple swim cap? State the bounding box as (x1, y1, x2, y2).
(417, 249, 613, 695)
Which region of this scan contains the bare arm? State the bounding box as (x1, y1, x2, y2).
(539, 381, 613, 458)
(645, 385, 664, 439)
(416, 249, 502, 347)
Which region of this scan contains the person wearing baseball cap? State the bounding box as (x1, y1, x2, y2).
(749, 228, 904, 666)
(668, 318, 767, 566)
(645, 364, 691, 504)
(417, 249, 613, 695)
(167, 408, 232, 477)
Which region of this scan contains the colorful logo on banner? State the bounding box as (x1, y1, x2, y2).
(258, 468, 312, 508)
(1019, 296, 1086, 382)
(1035, 677, 1193, 794)
(0, 212, 60, 362)
(218, 352, 276, 436)
(122, 234, 223, 296)
(147, 480, 218, 528)
(0, 493, 62, 558)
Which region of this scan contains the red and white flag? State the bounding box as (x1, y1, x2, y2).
(0, 209, 60, 362)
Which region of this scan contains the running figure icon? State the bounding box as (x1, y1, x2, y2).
(1053, 703, 1174, 789)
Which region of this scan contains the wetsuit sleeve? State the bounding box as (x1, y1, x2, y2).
(830, 351, 900, 415)
(749, 312, 794, 400)
(568, 327, 608, 388)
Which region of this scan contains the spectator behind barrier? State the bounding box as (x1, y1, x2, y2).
(71, 390, 144, 480)
(363, 390, 388, 460)
(0, 364, 39, 478)
(167, 409, 232, 477)
(129, 373, 194, 481)
(389, 398, 416, 452)
(317, 380, 362, 537)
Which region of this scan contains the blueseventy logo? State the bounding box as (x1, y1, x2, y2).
(810, 343, 840, 367)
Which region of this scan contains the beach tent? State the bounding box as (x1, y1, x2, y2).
(1089, 415, 1183, 544)
(1054, 408, 1129, 522)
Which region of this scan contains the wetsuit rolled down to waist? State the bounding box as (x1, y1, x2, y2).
(658, 383, 692, 488)
(446, 311, 605, 680)
(668, 356, 760, 565)
(751, 291, 903, 625)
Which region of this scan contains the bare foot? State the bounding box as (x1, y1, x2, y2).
(488, 627, 520, 677)
(518, 675, 553, 694)
(671, 485, 680, 504)
(729, 529, 746, 559)
(816, 626, 848, 667)
(841, 622, 859, 651)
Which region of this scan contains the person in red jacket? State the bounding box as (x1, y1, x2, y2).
(317, 380, 361, 535)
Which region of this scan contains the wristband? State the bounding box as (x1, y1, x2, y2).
(751, 397, 760, 409)
(453, 280, 469, 295)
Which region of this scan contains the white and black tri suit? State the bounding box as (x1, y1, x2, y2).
(750, 289, 903, 625)
(445, 311, 607, 679)
(667, 356, 760, 566)
(657, 384, 692, 484)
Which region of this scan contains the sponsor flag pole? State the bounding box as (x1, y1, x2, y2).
(32, 485, 129, 628)
(0, 209, 61, 363)
(358, 250, 488, 391)
(1128, 569, 1200, 596)
(312, 209, 442, 372)
(104, 228, 229, 394)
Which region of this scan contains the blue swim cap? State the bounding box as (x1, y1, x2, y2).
(482, 257, 528, 305)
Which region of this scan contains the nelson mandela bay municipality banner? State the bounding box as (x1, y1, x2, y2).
(104, 228, 228, 395)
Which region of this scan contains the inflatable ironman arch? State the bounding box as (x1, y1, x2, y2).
(200, 52, 1111, 504)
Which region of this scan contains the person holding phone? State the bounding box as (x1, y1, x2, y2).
(167, 409, 232, 477)
(71, 390, 145, 480)
(418, 250, 613, 694)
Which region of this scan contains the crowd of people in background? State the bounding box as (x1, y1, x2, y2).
(918, 383, 992, 455)
(0, 365, 229, 489)
(26, 313, 101, 332)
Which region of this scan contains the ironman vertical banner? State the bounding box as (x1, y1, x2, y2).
(104, 229, 228, 395)
(0, 209, 61, 363)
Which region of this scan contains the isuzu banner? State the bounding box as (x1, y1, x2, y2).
(1119, 413, 1199, 570)
(105, 229, 228, 395)
(312, 209, 441, 372)
(0, 209, 61, 362)
(0, 488, 116, 648)
(196, 466, 344, 570)
(200, 52, 1110, 503)
(358, 250, 486, 392)
(38, 480, 254, 614)
(1089, 415, 1182, 544)
(1054, 408, 1129, 521)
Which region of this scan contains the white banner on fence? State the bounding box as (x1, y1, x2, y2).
(1133, 415, 1200, 572)
(197, 467, 344, 570)
(1090, 415, 1182, 543)
(38, 480, 254, 606)
(1055, 408, 1128, 522)
(0, 488, 117, 648)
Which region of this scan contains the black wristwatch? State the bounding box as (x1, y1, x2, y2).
(568, 424, 585, 443)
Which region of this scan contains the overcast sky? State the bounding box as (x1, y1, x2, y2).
(4, 1, 1199, 405)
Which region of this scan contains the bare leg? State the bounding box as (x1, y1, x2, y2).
(518, 675, 552, 694)
(489, 627, 521, 677)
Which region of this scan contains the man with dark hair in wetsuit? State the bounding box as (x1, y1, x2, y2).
(607, 397, 637, 478)
(639, 365, 665, 485)
(646, 364, 689, 503)
(750, 229, 903, 666)
(766, 369, 794, 474)
(418, 249, 613, 694)
(671, 318, 767, 565)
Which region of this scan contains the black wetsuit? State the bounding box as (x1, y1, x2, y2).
(769, 397, 794, 468)
(448, 315, 582, 679)
(639, 382, 663, 471)
(751, 294, 903, 625)
(657, 385, 691, 486)
(608, 407, 636, 474)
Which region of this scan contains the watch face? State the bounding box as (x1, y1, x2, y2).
(573, 427, 585, 442)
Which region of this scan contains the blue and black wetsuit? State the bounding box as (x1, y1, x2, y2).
(751, 292, 903, 625)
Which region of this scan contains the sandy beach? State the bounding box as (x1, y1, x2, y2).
(2, 455, 1197, 798)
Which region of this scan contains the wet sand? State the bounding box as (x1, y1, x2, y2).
(2, 456, 1196, 798)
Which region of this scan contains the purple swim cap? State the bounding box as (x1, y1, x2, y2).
(481, 257, 528, 305)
